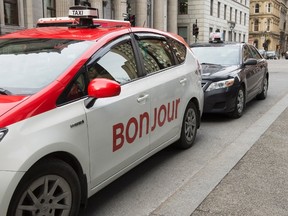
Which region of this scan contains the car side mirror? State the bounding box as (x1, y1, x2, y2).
(88, 78, 121, 98)
(243, 58, 257, 66)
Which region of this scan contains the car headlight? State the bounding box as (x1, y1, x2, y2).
(0, 128, 8, 142)
(206, 78, 235, 91)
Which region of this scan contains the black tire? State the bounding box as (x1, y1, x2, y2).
(229, 86, 245, 119)
(175, 102, 199, 149)
(256, 75, 268, 100)
(7, 159, 81, 216)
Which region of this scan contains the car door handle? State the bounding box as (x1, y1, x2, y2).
(137, 94, 149, 103)
(180, 78, 187, 85)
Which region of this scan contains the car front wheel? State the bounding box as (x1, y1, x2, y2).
(7, 159, 81, 216)
(229, 86, 245, 118)
(175, 102, 199, 149)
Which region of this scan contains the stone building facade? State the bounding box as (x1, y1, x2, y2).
(178, 0, 250, 43)
(249, 0, 288, 54)
(1, 0, 249, 45)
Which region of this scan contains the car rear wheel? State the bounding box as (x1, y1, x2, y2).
(229, 86, 245, 118)
(256, 75, 268, 100)
(7, 159, 81, 216)
(175, 102, 199, 149)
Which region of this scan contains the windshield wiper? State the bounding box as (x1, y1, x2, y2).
(201, 62, 221, 65)
(0, 88, 12, 95)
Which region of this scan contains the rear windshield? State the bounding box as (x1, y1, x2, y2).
(0, 38, 93, 95)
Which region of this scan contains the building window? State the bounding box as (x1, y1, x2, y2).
(4, 0, 19, 25)
(267, 19, 271, 31)
(235, 9, 237, 23)
(217, 2, 221, 18)
(240, 11, 242, 24)
(46, 0, 56, 17)
(244, 13, 246, 25)
(267, 3, 272, 13)
(178, 26, 188, 42)
(230, 7, 232, 21)
(210, 0, 214, 16)
(179, 0, 188, 15)
(224, 5, 227, 20)
(255, 3, 260, 13)
(254, 19, 259, 31)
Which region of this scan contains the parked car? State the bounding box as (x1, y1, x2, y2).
(265, 51, 278, 59)
(190, 38, 269, 118)
(285, 51, 288, 59)
(258, 49, 267, 59)
(0, 5, 204, 215)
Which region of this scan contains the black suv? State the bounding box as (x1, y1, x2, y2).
(190, 41, 269, 118)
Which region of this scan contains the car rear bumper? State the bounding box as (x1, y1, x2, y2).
(203, 85, 239, 113)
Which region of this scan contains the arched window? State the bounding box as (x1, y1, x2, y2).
(255, 3, 260, 13)
(254, 19, 259, 31)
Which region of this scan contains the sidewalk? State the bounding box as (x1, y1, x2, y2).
(191, 107, 288, 216)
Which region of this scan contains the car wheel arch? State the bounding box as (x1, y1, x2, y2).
(189, 97, 201, 128)
(11, 151, 88, 212)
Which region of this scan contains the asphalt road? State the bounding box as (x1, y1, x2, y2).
(85, 59, 288, 216)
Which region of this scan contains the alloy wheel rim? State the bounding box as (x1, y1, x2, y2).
(16, 175, 72, 216)
(237, 89, 244, 113)
(184, 108, 197, 142)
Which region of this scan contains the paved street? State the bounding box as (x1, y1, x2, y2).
(85, 59, 288, 216)
(191, 106, 288, 216)
(189, 60, 288, 216)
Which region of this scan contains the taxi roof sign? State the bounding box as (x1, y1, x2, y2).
(68, 6, 99, 18)
(209, 32, 224, 43)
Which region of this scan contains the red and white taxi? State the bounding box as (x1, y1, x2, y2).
(0, 6, 203, 215)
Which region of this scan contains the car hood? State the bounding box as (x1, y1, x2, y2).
(0, 95, 28, 118)
(201, 64, 240, 78)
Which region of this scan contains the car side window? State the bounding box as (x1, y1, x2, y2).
(167, 38, 187, 64)
(57, 38, 138, 105)
(248, 45, 262, 60)
(137, 38, 175, 74)
(57, 67, 87, 105)
(87, 40, 138, 84)
(243, 45, 253, 62)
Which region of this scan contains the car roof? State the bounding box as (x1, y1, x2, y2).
(0, 25, 185, 45)
(0, 26, 131, 41)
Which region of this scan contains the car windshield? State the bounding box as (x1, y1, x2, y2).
(0, 38, 93, 95)
(192, 45, 240, 65)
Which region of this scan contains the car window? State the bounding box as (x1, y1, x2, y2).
(137, 38, 175, 74)
(243, 45, 253, 62)
(168, 38, 187, 64)
(87, 40, 138, 84)
(248, 45, 262, 59)
(58, 37, 139, 105)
